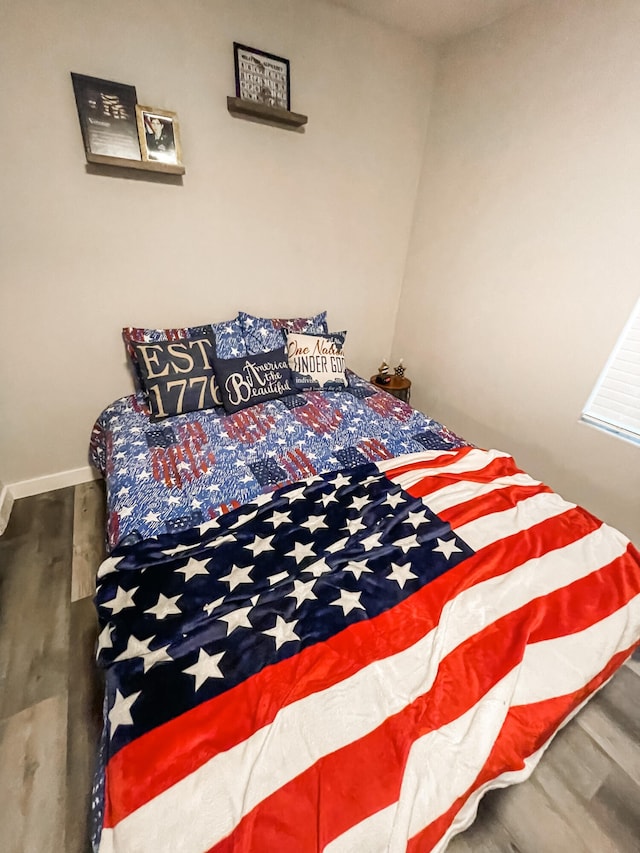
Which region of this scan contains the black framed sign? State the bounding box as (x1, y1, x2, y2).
(71, 72, 141, 160)
(233, 43, 290, 111)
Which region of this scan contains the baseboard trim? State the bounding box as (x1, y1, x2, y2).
(8, 466, 101, 500)
(0, 484, 14, 535)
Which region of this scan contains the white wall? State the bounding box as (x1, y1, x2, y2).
(394, 0, 640, 543)
(0, 0, 434, 491)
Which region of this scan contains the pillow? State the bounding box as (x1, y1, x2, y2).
(285, 330, 348, 391)
(123, 316, 246, 390)
(239, 310, 329, 355)
(131, 335, 222, 421)
(212, 346, 295, 414)
(209, 317, 248, 358)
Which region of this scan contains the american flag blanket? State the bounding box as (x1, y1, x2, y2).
(93, 446, 640, 852)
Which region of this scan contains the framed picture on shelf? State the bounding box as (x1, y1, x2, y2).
(233, 43, 290, 111)
(136, 106, 183, 165)
(71, 73, 141, 160)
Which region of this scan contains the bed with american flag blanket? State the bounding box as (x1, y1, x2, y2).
(92, 443, 640, 852)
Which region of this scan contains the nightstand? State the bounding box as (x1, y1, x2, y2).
(370, 374, 411, 403)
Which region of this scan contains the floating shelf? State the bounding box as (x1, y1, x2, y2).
(85, 152, 185, 175)
(227, 96, 308, 129)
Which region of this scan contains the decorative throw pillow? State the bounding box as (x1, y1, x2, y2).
(212, 347, 295, 414)
(209, 317, 248, 358)
(239, 310, 329, 355)
(123, 316, 246, 390)
(131, 334, 222, 421)
(285, 330, 348, 391)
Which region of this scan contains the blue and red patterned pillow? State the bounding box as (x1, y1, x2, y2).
(239, 310, 328, 355)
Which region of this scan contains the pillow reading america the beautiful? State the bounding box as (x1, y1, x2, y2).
(131, 335, 222, 421)
(212, 347, 295, 414)
(285, 330, 348, 391)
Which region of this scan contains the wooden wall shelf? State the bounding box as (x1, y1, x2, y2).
(227, 96, 308, 129)
(85, 152, 185, 175)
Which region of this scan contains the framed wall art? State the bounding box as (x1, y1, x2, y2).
(71, 73, 141, 160)
(233, 43, 290, 111)
(136, 106, 183, 166)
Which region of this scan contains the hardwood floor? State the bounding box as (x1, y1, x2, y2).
(0, 485, 104, 853)
(0, 483, 638, 852)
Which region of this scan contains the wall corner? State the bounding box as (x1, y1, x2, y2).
(0, 481, 14, 536)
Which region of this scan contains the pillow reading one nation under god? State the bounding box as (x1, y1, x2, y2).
(285, 330, 348, 391)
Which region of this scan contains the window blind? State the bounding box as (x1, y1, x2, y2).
(581, 297, 640, 446)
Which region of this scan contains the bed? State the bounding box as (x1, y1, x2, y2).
(90, 312, 640, 853)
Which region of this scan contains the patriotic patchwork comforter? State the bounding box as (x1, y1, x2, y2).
(90, 373, 467, 551)
(93, 445, 640, 852)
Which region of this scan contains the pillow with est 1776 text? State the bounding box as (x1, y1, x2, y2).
(212, 346, 295, 414)
(131, 334, 222, 421)
(123, 317, 246, 391)
(285, 330, 348, 391)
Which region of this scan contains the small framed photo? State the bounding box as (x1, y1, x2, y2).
(136, 106, 183, 166)
(71, 72, 141, 160)
(234, 43, 290, 111)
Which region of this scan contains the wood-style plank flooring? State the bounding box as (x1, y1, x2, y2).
(0, 482, 639, 852)
(1, 484, 104, 853)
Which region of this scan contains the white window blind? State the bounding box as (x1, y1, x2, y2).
(581, 297, 640, 446)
